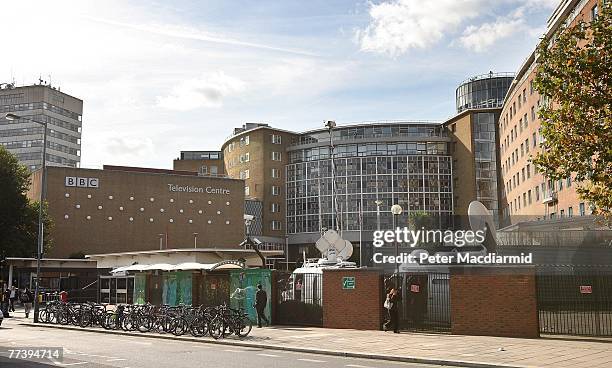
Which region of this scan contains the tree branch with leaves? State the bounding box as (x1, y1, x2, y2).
(533, 1, 612, 223)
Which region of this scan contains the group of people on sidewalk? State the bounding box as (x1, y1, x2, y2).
(2, 286, 34, 318)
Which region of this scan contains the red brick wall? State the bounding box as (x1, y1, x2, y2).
(450, 267, 539, 338)
(322, 270, 382, 330)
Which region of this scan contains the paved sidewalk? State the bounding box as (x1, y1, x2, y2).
(14, 310, 612, 368)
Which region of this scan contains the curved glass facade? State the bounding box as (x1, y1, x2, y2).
(456, 73, 514, 113)
(286, 123, 453, 234)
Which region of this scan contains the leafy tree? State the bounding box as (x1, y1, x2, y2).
(0, 146, 53, 260)
(533, 2, 612, 223)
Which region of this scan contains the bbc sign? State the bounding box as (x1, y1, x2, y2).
(65, 176, 99, 188)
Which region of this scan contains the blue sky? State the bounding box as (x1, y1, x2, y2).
(0, 0, 558, 169)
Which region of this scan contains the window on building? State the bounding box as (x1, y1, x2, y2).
(560, 209, 565, 218)
(272, 134, 282, 144)
(531, 106, 536, 121)
(271, 168, 280, 178)
(272, 151, 282, 161)
(240, 169, 250, 179)
(272, 185, 280, 195)
(528, 190, 532, 204)
(530, 80, 534, 95)
(240, 135, 250, 146)
(239, 152, 250, 163)
(271, 220, 282, 231)
(522, 167, 525, 181)
(532, 132, 537, 148)
(523, 89, 527, 103)
(199, 165, 208, 175)
(558, 178, 563, 191)
(245, 186, 250, 196)
(592, 4, 599, 20)
(524, 113, 528, 127)
(579, 202, 585, 216)
(526, 164, 531, 178)
(271, 202, 280, 213)
(210, 166, 218, 175)
(525, 139, 530, 153)
(568, 207, 573, 217)
(521, 143, 524, 157)
(566, 176, 572, 187)
(535, 186, 540, 201)
(523, 192, 527, 207)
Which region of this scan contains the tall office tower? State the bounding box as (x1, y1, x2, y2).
(445, 72, 514, 225)
(0, 82, 83, 170)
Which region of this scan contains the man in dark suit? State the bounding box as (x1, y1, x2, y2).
(254, 284, 269, 328)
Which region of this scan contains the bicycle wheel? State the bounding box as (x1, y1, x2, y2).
(171, 317, 188, 336)
(236, 316, 252, 338)
(137, 315, 152, 333)
(190, 317, 208, 337)
(79, 312, 92, 328)
(209, 316, 224, 340)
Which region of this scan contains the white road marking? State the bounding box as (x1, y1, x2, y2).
(257, 353, 280, 357)
(346, 365, 374, 368)
(106, 358, 127, 362)
(297, 358, 326, 363)
(55, 362, 88, 366)
(223, 349, 245, 353)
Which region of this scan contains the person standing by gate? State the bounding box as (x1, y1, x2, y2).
(384, 288, 400, 333)
(254, 284, 269, 328)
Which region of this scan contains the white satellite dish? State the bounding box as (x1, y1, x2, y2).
(315, 229, 353, 262)
(468, 201, 496, 234)
(468, 200, 497, 251)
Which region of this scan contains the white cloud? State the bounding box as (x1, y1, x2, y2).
(357, 0, 488, 56)
(460, 17, 524, 52)
(106, 136, 154, 157)
(156, 72, 246, 111)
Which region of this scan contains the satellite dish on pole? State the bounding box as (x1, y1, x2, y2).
(468, 201, 498, 252)
(315, 229, 353, 263)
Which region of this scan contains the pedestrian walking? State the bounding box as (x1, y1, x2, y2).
(383, 288, 400, 333)
(9, 286, 17, 312)
(254, 284, 269, 328)
(21, 288, 34, 318)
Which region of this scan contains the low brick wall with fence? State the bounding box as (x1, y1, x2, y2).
(450, 266, 539, 338)
(322, 269, 383, 330)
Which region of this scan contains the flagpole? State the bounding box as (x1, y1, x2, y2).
(358, 201, 363, 267)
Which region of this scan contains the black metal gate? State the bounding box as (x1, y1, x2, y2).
(274, 271, 323, 326)
(383, 272, 451, 333)
(537, 266, 612, 336)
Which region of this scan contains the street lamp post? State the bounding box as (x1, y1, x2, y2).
(375, 200, 383, 232)
(390, 204, 403, 288)
(193, 233, 198, 248)
(5, 113, 47, 323)
(325, 120, 337, 231)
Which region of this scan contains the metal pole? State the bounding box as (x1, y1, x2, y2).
(358, 201, 363, 267)
(193, 233, 198, 248)
(33, 122, 47, 323)
(329, 127, 336, 231)
(393, 213, 399, 288)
